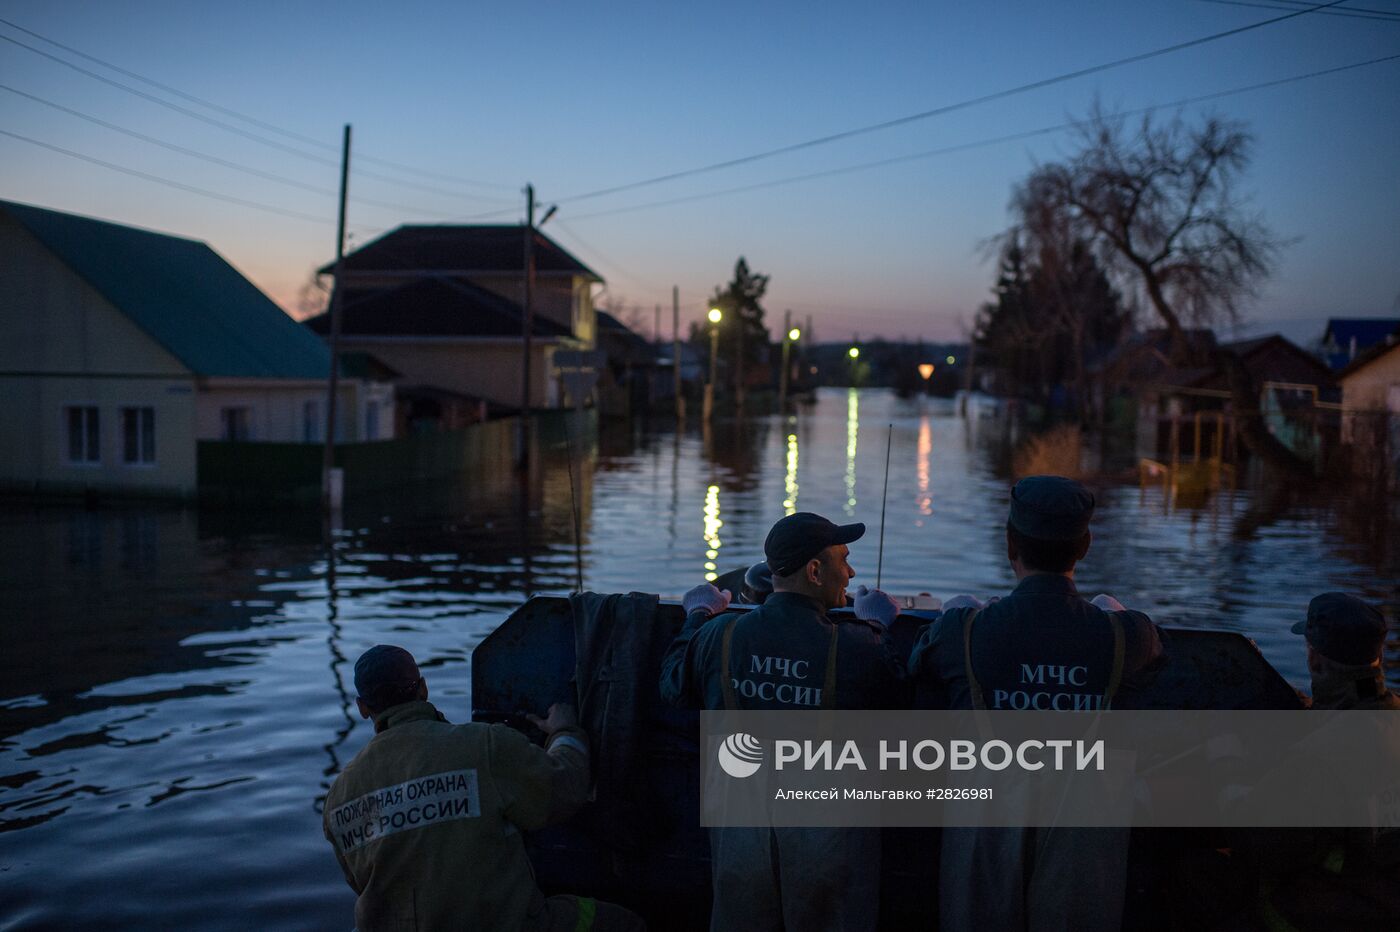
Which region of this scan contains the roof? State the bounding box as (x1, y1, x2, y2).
(1321, 317, 1400, 369)
(303, 276, 570, 339)
(321, 224, 602, 281)
(2, 200, 331, 380)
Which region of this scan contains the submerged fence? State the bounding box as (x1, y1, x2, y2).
(197, 410, 593, 507)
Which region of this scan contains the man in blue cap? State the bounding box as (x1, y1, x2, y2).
(659, 511, 905, 932)
(908, 476, 1165, 932)
(1293, 592, 1397, 711)
(323, 645, 646, 932)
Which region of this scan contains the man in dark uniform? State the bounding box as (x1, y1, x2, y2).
(1294, 592, 1398, 712)
(908, 476, 1164, 932)
(659, 511, 904, 932)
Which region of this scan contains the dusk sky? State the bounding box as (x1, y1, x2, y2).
(3, 0, 1397, 343)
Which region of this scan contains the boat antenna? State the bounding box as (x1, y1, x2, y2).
(876, 423, 892, 590)
(562, 414, 585, 593)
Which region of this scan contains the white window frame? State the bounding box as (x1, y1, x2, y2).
(64, 405, 101, 465)
(121, 406, 156, 466)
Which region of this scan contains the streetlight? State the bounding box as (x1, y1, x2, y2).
(848, 346, 860, 359)
(946, 354, 956, 365)
(779, 325, 801, 413)
(918, 363, 935, 398)
(704, 307, 722, 421)
(847, 345, 860, 388)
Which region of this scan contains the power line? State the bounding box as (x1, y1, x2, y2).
(0, 84, 489, 222)
(1194, 0, 1400, 22)
(0, 16, 518, 191)
(0, 31, 515, 205)
(564, 51, 1400, 222)
(0, 128, 329, 224)
(555, 0, 1348, 205)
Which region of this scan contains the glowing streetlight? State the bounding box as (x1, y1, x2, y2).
(848, 346, 860, 359)
(704, 308, 723, 421)
(918, 363, 935, 381)
(946, 354, 956, 365)
(779, 322, 801, 412)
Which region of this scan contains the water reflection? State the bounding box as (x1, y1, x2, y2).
(784, 431, 800, 515)
(703, 484, 723, 582)
(916, 414, 933, 522)
(845, 387, 859, 516)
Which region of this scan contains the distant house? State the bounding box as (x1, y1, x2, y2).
(1320, 318, 1400, 370)
(307, 225, 603, 421)
(0, 200, 390, 498)
(1337, 336, 1400, 463)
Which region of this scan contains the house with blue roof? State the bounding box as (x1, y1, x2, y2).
(0, 200, 392, 498)
(1319, 317, 1400, 370)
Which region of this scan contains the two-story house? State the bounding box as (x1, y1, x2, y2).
(305, 224, 603, 418)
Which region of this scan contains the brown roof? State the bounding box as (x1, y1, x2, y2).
(320, 224, 601, 280)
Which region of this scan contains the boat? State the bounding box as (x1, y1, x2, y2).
(471, 589, 1302, 930)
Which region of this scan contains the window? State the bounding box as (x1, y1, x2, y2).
(220, 407, 251, 442)
(121, 407, 155, 464)
(365, 401, 380, 441)
(65, 406, 100, 463)
(303, 400, 320, 443)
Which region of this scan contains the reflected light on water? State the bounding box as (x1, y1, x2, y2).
(917, 415, 933, 518)
(783, 433, 799, 515)
(845, 388, 859, 516)
(703, 484, 723, 581)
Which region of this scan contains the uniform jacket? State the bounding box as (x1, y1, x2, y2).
(322, 700, 590, 932)
(658, 591, 906, 711)
(908, 573, 1164, 711)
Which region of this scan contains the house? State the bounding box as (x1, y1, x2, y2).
(307, 224, 603, 421)
(1319, 317, 1400, 371)
(0, 200, 390, 498)
(1336, 336, 1400, 462)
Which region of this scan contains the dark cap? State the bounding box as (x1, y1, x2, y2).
(1008, 476, 1095, 541)
(354, 645, 421, 701)
(765, 512, 865, 577)
(1291, 593, 1387, 665)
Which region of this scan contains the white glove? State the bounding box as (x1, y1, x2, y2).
(853, 585, 899, 627)
(1091, 594, 1126, 612)
(682, 583, 731, 618)
(942, 594, 985, 611)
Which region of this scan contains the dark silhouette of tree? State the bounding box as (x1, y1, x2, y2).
(691, 258, 771, 404)
(1014, 105, 1305, 475)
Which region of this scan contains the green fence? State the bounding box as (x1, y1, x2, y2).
(197, 410, 593, 507)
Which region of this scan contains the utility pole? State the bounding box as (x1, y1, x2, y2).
(779, 308, 793, 414)
(517, 184, 535, 470)
(654, 303, 661, 348)
(321, 123, 351, 513)
(673, 286, 683, 420)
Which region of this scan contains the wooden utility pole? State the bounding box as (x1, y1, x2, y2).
(779, 308, 793, 413)
(673, 286, 683, 419)
(321, 124, 351, 513)
(517, 184, 535, 469)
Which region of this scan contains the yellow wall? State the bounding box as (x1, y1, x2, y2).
(1340, 345, 1400, 411)
(336, 339, 557, 408)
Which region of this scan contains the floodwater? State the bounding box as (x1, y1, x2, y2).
(1, 388, 1395, 930)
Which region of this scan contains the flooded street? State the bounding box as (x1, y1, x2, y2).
(2, 388, 1396, 930)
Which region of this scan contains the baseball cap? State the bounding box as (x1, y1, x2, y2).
(354, 645, 422, 703)
(1008, 476, 1095, 540)
(1291, 593, 1387, 665)
(765, 512, 864, 577)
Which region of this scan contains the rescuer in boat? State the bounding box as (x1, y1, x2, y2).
(658, 511, 906, 932)
(907, 476, 1166, 932)
(1243, 592, 1400, 930)
(323, 645, 646, 932)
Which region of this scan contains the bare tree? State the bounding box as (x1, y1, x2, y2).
(1026, 105, 1308, 476)
(296, 268, 330, 321)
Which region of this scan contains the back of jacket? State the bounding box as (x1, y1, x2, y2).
(659, 591, 905, 711)
(322, 701, 589, 932)
(909, 574, 1163, 710)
